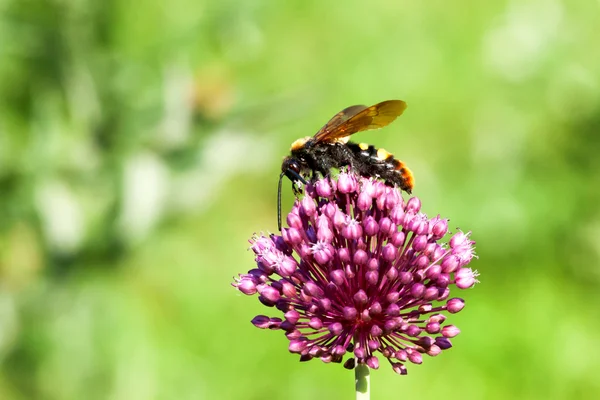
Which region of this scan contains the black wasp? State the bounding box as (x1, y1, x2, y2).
(278, 100, 414, 230)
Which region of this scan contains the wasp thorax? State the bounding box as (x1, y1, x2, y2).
(290, 136, 311, 151)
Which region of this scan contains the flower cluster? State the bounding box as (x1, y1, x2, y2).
(233, 171, 477, 374)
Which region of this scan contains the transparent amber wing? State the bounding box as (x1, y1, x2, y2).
(316, 104, 368, 136)
(313, 100, 407, 143)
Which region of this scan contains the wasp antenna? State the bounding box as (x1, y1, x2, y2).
(277, 171, 285, 231)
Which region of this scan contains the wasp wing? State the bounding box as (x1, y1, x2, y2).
(316, 104, 368, 135)
(313, 100, 407, 143)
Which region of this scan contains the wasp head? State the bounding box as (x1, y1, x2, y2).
(281, 156, 307, 190)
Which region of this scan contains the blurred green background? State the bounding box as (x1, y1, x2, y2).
(1, 0, 599, 399)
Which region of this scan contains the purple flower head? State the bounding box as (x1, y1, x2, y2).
(233, 171, 478, 374)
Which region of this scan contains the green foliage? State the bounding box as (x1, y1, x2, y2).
(1, 0, 599, 399)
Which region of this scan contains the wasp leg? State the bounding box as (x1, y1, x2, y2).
(292, 181, 304, 196)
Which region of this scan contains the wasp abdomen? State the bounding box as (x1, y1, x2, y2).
(347, 142, 414, 193)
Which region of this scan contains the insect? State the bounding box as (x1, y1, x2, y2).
(278, 100, 414, 230)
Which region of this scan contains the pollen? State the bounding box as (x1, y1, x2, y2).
(358, 142, 369, 150)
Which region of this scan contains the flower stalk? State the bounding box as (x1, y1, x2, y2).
(355, 363, 370, 399)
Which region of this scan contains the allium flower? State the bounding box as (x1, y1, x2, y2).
(233, 171, 477, 375)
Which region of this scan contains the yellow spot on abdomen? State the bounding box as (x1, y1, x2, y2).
(358, 143, 369, 151)
(377, 148, 393, 160)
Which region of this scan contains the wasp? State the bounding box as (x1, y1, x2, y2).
(278, 100, 414, 230)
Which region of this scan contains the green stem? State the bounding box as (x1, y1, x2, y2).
(355, 364, 370, 400)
